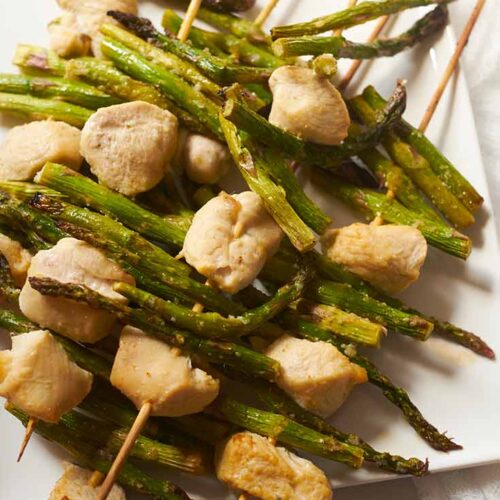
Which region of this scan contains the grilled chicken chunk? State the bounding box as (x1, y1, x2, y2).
(265, 334, 367, 418)
(49, 462, 126, 500)
(0, 331, 92, 423)
(269, 65, 350, 146)
(322, 222, 428, 295)
(48, 13, 91, 58)
(182, 191, 283, 293)
(80, 101, 178, 196)
(111, 326, 220, 417)
(216, 431, 333, 500)
(0, 121, 82, 181)
(0, 234, 31, 287)
(19, 238, 134, 344)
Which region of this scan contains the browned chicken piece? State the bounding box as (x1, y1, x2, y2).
(0, 331, 93, 423)
(265, 334, 367, 418)
(80, 101, 178, 197)
(0, 121, 82, 181)
(48, 13, 91, 58)
(110, 326, 220, 417)
(269, 65, 350, 146)
(322, 222, 428, 295)
(19, 237, 134, 344)
(182, 191, 283, 293)
(216, 431, 333, 500)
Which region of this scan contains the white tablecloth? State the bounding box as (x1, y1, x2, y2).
(338, 2, 500, 499)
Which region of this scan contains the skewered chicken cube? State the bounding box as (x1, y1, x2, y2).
(264, 334, 367, 418)
(80, 101, 178, 196)
(178, 130, 232, 184)
(216, 431, 333, 500)
(19, 237, 134, 344)
(182, 191, 283, 293)
(0, 330, 93, 423)
(48, 13, 91, 58)
(110, 326, 220, 417)
(0, 121, 83, 181)
(322, 222, 428, 295)
(269, 65, 350, 146)
(0, 234, 31, 286)
(49, 462, 126, 500)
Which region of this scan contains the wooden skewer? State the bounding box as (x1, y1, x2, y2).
(177, 0, 203, 42)
(334, 0, 358, 37)
(339, 15, 390, 90)
(254, 0, 280, 28)
(419, 0, 486, 133)
(17, 416, 36, 462)
(97, 402, 152, 500)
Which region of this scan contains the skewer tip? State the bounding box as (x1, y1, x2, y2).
(17, 417, 36, 462)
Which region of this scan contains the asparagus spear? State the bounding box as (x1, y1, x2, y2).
(113, 263, 308, 339)
(28, 276, 281, 381)
(271, 0, 452, 38)
(162, 9, 283, 68)
(7, 405, 190, 500)
(312, 169, 472, 259)
(349, 94, 474, 228)
(255, 383, 429, 476)
(220, 117, 317, 252)
(195, 0, 256, 12)
(0, 255, 20, 302)
(0, 181, 65, 200)
(286, 316, 461, 451)
(272, 6, 448, 57)
(109, 12, 273, 85)
(59, 409, 208, 474)
(363, 85, 483, 213)
(0, 73, 122, 109)
(217, 397, 365, 468)
(223, 81, 407, 167)
(0, 92, 92, 127)
(13, 44, 66, 76)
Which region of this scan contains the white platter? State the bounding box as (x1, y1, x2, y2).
(1, 1, 499, 499)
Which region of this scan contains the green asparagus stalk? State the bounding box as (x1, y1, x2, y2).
(7, 405, 190, 500)
(218, 397, 364, 468)
(363, 85, 483, 213)
(0, 92, 92, 127)
(113, 263, 308, 338)
(285, 316, 461, 451)
(162, 9, 283, 68)
(28, 276, 281, 381)
(220, 116, 316, 252)
(312, 169, 472, 259)
(0, 309, 38, 334)
(100, 37, 224, 140)
(59, 410, 208, 474)
(272, 6, 447, 57)
(0, 181, 65, 200)
(271, 0, 452, 38)
(0, 73, 122, 109)
(13, 44, 66, 76)
(196, 0, 257, 13)
(109, 12, 273, 85)
(223, 81, 407, 167)
(0, 255, 20, 302)
(255, 383, 429, 476)
(349, 94, 474, 228)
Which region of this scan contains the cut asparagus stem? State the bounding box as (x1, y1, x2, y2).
(349, 93, 474, 228)
(113, 263, 308, 339)
(220, 116, 316, 252)
(109, 12, 273, 84)
(272, 6, 447, 57)
(13, 44, 66, 76)
(217, 397, 365, 468)
(6, 405, 190, 500)
(28, 277, 281, 381)
(363, 85, 483, 213)
(223, 81, 407, 167)
(162, 9, 283, 68)
(59, 409, 207, 474)
(285, 316, 462, 451)
(311, 168, 472, 259)
(254, 383, 429, 476)
(0, 73, 122, 109)
(0, 255, 20, 302)
(0, 92, 92, 127)
(271, 0, 452, 38)
(100, 37, 224, 140)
